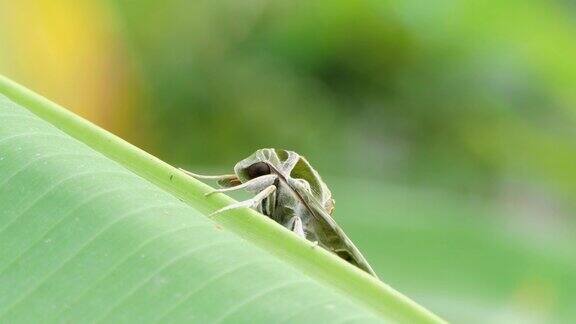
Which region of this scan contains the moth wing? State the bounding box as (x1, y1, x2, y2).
(288, 154, 335, 215)
(318, 210, 377, 277)
(290, 181, 377, 277)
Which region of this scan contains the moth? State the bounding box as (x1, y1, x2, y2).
(180, 148, 377, 277)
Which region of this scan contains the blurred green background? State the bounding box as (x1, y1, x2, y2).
(1, 0, 575, 322)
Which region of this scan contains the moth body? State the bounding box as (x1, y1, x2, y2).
(181, 148, 377, 277)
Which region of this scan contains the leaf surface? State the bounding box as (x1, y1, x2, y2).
(0, 76, 444, 323)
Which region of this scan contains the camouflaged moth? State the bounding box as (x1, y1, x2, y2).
(180, 148, 377, 276)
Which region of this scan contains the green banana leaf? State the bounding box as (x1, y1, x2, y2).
(0, 75, 444, 323)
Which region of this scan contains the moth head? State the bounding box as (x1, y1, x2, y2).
(234, 148, 281, 182)
(246, 161, 270, 179)
(233, 148, 335, 215)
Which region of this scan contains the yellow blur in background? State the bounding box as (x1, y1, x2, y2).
(0, 0, 140, 141)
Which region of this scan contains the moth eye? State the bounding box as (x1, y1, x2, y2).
(247, 162, 271, 179)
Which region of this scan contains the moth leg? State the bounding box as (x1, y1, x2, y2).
(209, 185, 276, 217)
(178, 168, 240, 188)
(205, 174, 277, 196)
(287, 216, 306, 239)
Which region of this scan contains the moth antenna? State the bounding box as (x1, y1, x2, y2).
(178, 168, 235, 180)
